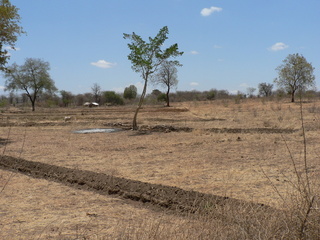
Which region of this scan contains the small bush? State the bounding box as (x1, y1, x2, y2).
(0, 99, 8, 108)
(206, 90, 216, 100)
(157, 93, 167, 103)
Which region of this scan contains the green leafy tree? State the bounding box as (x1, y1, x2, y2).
(123, 85, 137, 100)
(151, 89, 162, 97)
(0, 0, 25, 72)
(60, 90, 74, 107)
(4, 58, 57, 111)
(123, 26, 183, 130)
(274, 53, 315, 102)
(153, 60, 180, 107)
(104, 91, 124, 105)
(157, 93, 167, 103)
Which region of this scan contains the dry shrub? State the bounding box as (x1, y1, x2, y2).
(281, 193, 320, 239)
(111, 200, 317, 240)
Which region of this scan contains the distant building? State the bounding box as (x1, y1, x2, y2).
(83, 102, 99, 107)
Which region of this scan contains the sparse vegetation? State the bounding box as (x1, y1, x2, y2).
(1, 2, 318, 238)
(0, 98, 319, 239)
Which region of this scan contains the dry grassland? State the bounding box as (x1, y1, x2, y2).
(0, 98, 320, 239)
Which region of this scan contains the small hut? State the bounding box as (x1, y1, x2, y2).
(83, 102, 99, 107)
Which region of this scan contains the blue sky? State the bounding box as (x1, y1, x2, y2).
(1, 0, 320, 95)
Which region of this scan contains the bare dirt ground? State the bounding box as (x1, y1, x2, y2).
(1, 98, 320, 239)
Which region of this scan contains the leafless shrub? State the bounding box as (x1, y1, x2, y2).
(307, 104, 320, 114)
(222, 99, 229, 107)
(252, 108, 258, 118)
(262, 98, 320, 239)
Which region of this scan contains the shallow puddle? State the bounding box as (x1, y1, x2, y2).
(73, 128, 121, 134)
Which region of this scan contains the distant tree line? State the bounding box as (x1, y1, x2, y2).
(2, 83, 320, 110)
(2, 53, 316, 111)
(0, 1, 317, 111)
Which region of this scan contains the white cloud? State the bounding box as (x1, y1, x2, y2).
(240, 83, 249, 88)
(91, 60, 116, 69)
(213, 45, 222, 49)
(268, 42, 289, 51)
(190, 82, 199, 86)
(190, 50, 199, 55)
(0, 86, 5, 91)
(201, 6, 222, 16)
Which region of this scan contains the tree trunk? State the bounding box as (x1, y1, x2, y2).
(27, 93, 36, 111)
(132, 78, 148, 130)
(291, 90, 295, 102)
(31, 100, 35, 111)
(166, 86, 170, 107)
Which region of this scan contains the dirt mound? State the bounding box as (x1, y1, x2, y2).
(139, 124, 193, 133)
(136, 126, 296, 134)
(0, 155, 268, 215)
(152, 107, 189, 112)
(207, 127, 297, 134)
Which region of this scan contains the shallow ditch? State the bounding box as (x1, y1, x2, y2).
(206, 127, 298, 134)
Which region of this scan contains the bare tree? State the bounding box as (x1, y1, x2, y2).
(91, 83, 101, 103)
(246, 87, 256, 98)
(152, 60, 180, 107)
(258, 82, 273, 97)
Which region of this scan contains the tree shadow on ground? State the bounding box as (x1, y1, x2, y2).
(0, 138, 11, 146)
